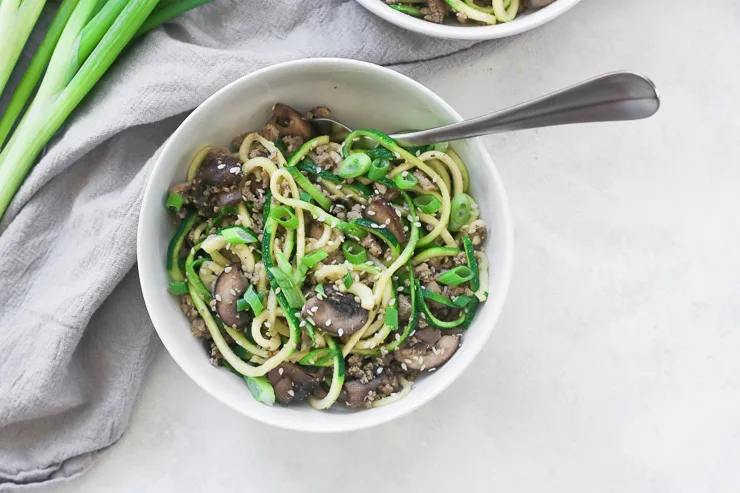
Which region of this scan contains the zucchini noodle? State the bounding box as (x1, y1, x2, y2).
(167, 112, 490, 411)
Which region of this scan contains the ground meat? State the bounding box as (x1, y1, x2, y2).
(248, 142, 270, 159)
(452, 251, 467, 266)
(346, 354, 378, 384)
(347, 203, 364, 221)
(280, 179, 291, 197)
(261, 123, 280, 142)
(331, 202, 348, 220)
(208, 342, 221, 366)
(282, 135, 304, 154)
(458, 219, 487, 249)
(314, 144, 339, 172)
(191, 319, 208, 338)
(305, 107, 332, 120)
(417, 315, 429, 329)
(445, 284, 474, 298)
(359, 234, 383, 258)
(413, 262, 435, 283)
(413, 169, 437, 191)
(325, 249, 344, 265)
(242, 176, 268, 210)
(421, 0, 450, 24)
(398, 294, 412, 321)
(180, 294, 198, 321)
(244, 270, 260, 286)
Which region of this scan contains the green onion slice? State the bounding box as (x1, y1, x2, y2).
(243, 285, 263, 316)
(368, 158, 390, 181)
(338, 152, 372, 178)
(295, 250, 328, 284)
(246, 376, 275, 406)
(299, 191, 313, 203)
(452, 295, 473, 308)
(220, 226, 258, 244)
(315, 284, 327, 298)
(449, 194, 472, 232)
(169, 280, 188, 295)
(421, 288, 457, 308)
(342, 240, 367, 265)
(393, 171, 418, 190)
(342, 272, 354, 289)
(267, 267, 305, 308)
(270, 206, 299, 229)
(413, 194, 442, 214)
(385, 305, 399, 330)
(438, 266, 474, 286)
(165, 193, 184, 211)
(220, 205, 238, 216)
(299, 348, 337, 366)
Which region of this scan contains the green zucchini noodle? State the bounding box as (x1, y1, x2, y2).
(384, 0, 537, 26)
(165, 105, 491, 410)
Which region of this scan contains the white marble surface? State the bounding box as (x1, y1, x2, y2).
(48, 0, 740, 491)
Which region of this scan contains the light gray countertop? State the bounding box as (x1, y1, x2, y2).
(48, 0, 740, 491)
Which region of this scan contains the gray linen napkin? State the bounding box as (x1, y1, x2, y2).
(0, 0, 477, 489)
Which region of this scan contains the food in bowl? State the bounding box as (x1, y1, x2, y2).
(164, 103, 490, 410)
(385, 0, 556, 25)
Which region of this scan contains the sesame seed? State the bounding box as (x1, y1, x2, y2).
(299, 320, 307, 327)
(230, 166, 241, 174)
(366, 210, 375, 216)
(278, 368, 284, 375)
(209, 299, 217, 307)
(415, 150, 421, 156)
(224, 266, 232, 273)
(377, 367, 383, 374)
(325, 319, 332, 326)
(287, 389, 295, 397)
(311, 306, 319, 313)
(401, 363, 408, 370)
(294, 312, 301, 317)
(215, 294, 222, 301)
(338, 328, 344, 336)
(275, 287, 281, 294)
(401, 171, 408, 177)
(264, 322, 271, 328)
(395, 333, 401, 341)
(229, 289, 237, 296)
(413, 222, 422, 227)
(217, 164, 226, 169)
(389, 298, 396, 305)
(365, 261, 373, 265)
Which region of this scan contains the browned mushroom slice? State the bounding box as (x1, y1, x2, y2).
(214, 190, 243, 208)
(373, 182, 400, 202)
(301, 290, 369, 336)
(267, 363, 321, 405)
(262, 104, 315, 141)
(395, 334, 460, 370)
(214, 264, 249, 328)
(363, 198, 405, 243)
(342, 379, 382, 408)
(413, 327, 442, 346)
(194, 148, 242, 189)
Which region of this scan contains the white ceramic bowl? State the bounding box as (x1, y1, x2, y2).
(137, 58, 513, 432)
(355, 0, 582, 40)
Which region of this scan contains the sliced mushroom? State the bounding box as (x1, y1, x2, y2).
(363, 198, 405, 244)
(342, 379, 381, 408)
(301, 290, 369, 336)
(412, 327, 442, 346)
(214, 190, 243, 208)
(194, 148, 242, 189)
(214, 264, 249, 328)
(267, 363, 321, 405)
(308, 221, 324, 240)
(395, 334, 460, 370)
(262, 104, 315, 141)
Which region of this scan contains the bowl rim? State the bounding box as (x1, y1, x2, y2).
(354, 0, 582, 40)
(137, 58, 514, 432)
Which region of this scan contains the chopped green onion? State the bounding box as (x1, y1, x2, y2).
(295, 250, 328, 284)
(220, 205, 238, 216)
(243, 285, 263, 316)
(368, 158, 390, 181)
(270, 206, 299, 229)
(393, 171, 418, 190)
(421, 288, 457, 308)
(338, 152, 372, 178)
(268, 266, 305, 308)
(245, 376, 275, 406)
(165, 193, 184, 211)
(220, 226, 258, 244)
(449, 194, 472, 231)
(236, 298, 248, 312)
(299, 191, 313, 203)
(305, 319, 316, 346)
(315, 284, 327, 299)
(438, 266, 474, 286)
(342, 272, 354, 289)
(413, 195, 442, 214)
(452, 295, 473, 308)
(385, 305, 399, 330)
(462, 235, 480, 291)
(168, 280, 188, 295)
(342, 241, 367, 265)
(275, 252, 292, 278)
(432, 142, 449, 152)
